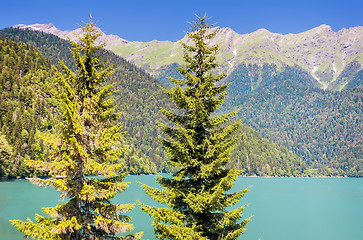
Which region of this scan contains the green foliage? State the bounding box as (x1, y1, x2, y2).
(0, 132, 13, 179)
(11, 20, 140, 239)
(140, 16, 250, 240)
(222, 64, 363, 176)
(4, 25, 358, 177)
(0, 27, 312, 177)
(0, 36, 56, 179)
(119, 140, 157, 175)
(152, 60, 312, 177)
(327, 61, 362, 91)
(345, 68, 363, 90)
(230, 125, 308, 177)
(0, 27, 77, 71)
(1, 27, 173, 174)
(157, 63, 183, 89)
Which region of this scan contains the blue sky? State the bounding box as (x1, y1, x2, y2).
(1, 0, 362, 41)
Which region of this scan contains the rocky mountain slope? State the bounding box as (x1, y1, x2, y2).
(13, 23, 363, 90)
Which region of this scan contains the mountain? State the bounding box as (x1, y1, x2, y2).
(14, 23, 129, 47)
(4, 24, 362, 176)
(13, 23, 363, 90)
(0, 27, 309, 178)
(221, 66, 363, 176)
(116, 25, 363, 91)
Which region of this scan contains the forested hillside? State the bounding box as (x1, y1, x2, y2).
(0, 37, 56, 179)
(222, 64, 363, 176)
(0, 28, 169, 174)
(15, 28, 363, 179)
(0, 28, 309, 178)
(146, 61, 363, 176)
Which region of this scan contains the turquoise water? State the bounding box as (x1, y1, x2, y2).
(1, 176, 362, 240)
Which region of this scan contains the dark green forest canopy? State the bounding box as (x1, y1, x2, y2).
(222, 63, 363, 176)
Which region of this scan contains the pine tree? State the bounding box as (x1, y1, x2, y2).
(11, 20, 141, 240)
(140, 16, 251, 240)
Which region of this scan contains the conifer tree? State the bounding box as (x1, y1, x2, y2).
(11, 20, 140, 240)
(140, 16, 251, 240)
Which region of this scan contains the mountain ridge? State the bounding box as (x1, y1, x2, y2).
(14, 23, 129, 47)
(13, 22, 362, 90)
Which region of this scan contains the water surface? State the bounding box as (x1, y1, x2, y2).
(1, 176, 362, 240)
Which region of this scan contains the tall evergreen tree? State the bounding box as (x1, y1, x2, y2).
(140, 16, 251, 240)
(11, 20, 140, 240)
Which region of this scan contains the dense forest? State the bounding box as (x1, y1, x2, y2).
(147, 61, 363, 176)
(1, 27, 361, 179)
(222, 64, 363, 176)
(0, 34, 161, 178)
(0, 28, 171, 175)
(0, 37, 56, 179)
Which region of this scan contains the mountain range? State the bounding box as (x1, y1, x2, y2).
(0, 26, 312, 178)
(14, 23, 363, 91)
(2, 23, 362, 177)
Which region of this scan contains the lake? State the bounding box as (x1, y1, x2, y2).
(1, 176, 362, 240)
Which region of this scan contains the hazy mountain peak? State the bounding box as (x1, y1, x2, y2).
(217, 27, 238, 35)
(14, 23, 56, 32)
(315, 24, 332, 31)
(252, 28, 271, 34)
(13, 23, 129, 48)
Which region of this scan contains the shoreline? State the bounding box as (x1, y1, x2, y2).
(0, 174, 354, 183)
